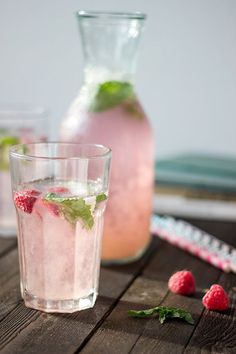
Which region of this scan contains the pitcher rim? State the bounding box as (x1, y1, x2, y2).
(77, 11, 146, 21)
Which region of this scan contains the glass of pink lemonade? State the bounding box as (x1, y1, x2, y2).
(0, 105, 47, 237)
(9, 143, 111, 313)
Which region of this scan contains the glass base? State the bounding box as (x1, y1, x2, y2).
(101, 237, 151, 266)
(23, 290, 98, 313)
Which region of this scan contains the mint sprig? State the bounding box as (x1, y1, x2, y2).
(90, 81, 136, 112)
(43, 192, 107, 229)
(0, 136, 20, 146)
(128, 306, 194, 325)
(0, 135, 20, 171)
(43, 192, 94, 229)
(96, 193, 107, 203)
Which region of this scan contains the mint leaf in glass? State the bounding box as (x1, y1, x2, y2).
(128, 306, 194, 325)
(0, 135, 20, 171)
(0, 136, 20, 146)
(43, 192, 107, 229)
(90, 81, 136, 112)
(43, 192, 94, 229)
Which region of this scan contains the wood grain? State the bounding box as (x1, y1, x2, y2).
(184, 218, 236, 245)
(0, 238, 16, 258)
(184, 272, 236, 354)
(79, 222, 231, 354)
(0, 220, 236, 354)
(0, 303, 40, 350)
(0, 239, 157, 354)
(129, 221, 236, 354)
(0, 248, 19, 287)
(80, 276, 168, 354)
(0, 248, 21, 322)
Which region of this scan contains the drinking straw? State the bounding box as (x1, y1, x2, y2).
(151, 215, 236, 273)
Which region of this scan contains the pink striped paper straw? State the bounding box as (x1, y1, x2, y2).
(152, 224, 232, 272)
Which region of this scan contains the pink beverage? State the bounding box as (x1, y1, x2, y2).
(10, 143, 111, 313)
(0, 106, 47, 237)
(60, 12, 155, 263)
(61, 100, 154, 262)
(14, 181, 106, 312)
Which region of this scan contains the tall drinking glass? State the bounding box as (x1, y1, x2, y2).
(0, 105, 48, 237)
(10, 143, 111, 313)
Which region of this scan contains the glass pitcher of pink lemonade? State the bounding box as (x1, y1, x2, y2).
(60, 11, 155, 263)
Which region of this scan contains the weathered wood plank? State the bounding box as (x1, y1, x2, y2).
(0, 248, 21, 321)
(0, 220, 236, 354)
(0, 240, 158, 353)
(184, 272, 236, 354)
(0, 248, 19, 288)
(79, 276, 168, 354)
(0, 274, 21, 323)
(80, 239, 221, 354)
(0, 296, 116, 354)
(128, 219, 236, 353)
(184, 219, 236, 246)
(80, 220, 236, 354)
(0, 303, 40, 350)
(0, 267, 133, 352)
(127, 247, 221, 354)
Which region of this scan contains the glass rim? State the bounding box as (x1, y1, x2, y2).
(10, 142, 112, 161)
(77, 10, 146, 20)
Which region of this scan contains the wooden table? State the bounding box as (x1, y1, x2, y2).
(0, 218, 236, 353)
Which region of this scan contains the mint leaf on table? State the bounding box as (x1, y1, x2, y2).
(43, 193, 94, 230)
(128, 306, 194, 325)
(90, 81, 136, 112)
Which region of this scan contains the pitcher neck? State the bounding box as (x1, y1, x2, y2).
(83, 67, 135, 85)
(77, 11, 146, 85)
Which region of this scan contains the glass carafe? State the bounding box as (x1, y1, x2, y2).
(60, 11, 155, 263)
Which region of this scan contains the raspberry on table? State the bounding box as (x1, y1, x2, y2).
(168, 270, 196, 295)
(202, 284, 230, 311)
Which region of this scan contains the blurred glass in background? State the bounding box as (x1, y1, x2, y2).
(0, 105, 48, 236)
